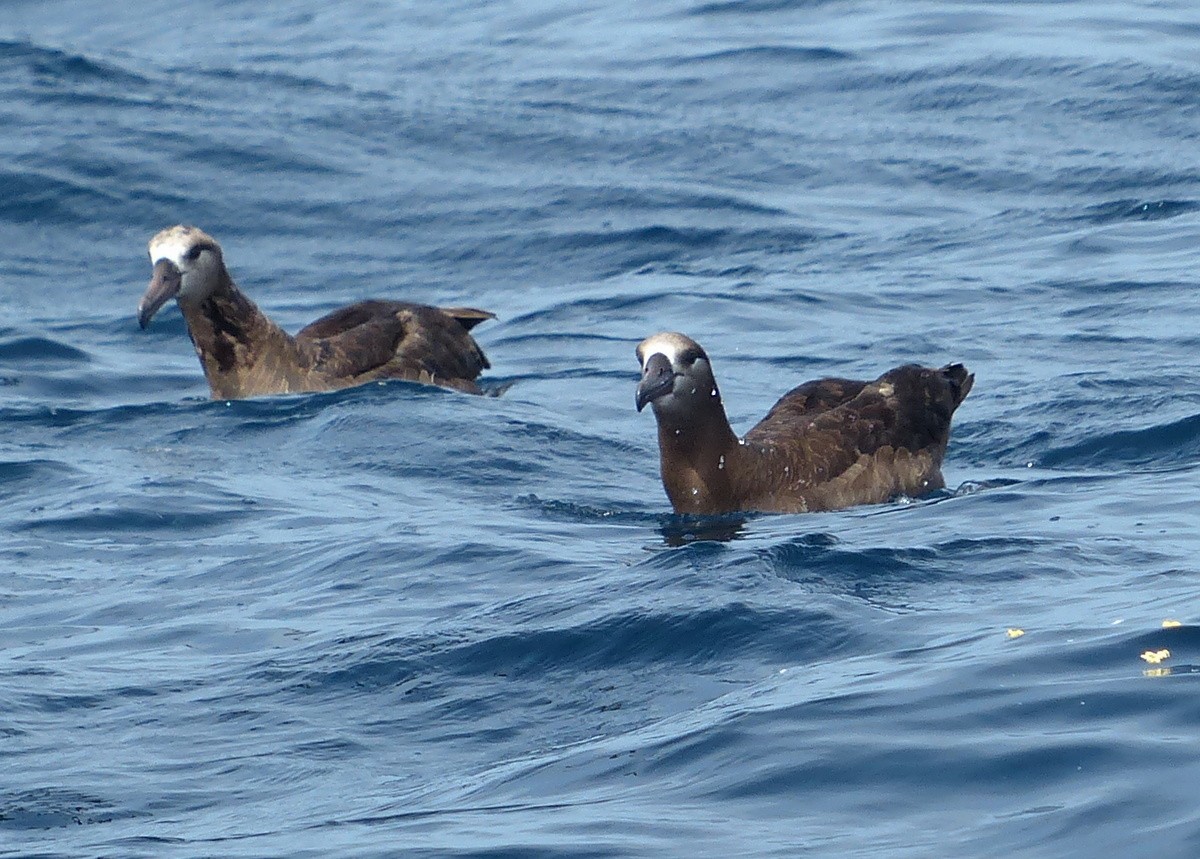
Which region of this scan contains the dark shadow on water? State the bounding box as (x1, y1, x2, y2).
(478, 377, 517, 398)
(658, 513, 750, 547)
(652, 476, 1034, 547)
(656, 480, 1015, 546)
(516, 494, 751, 544)
(516, 494, 663, 527)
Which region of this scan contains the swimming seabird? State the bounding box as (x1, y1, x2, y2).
(635, 332, 973, 515)
(138, 225, 494, 398)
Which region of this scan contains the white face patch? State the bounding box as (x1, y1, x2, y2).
(637, 332, 698, 371)
(640, 341, 681, 370)
(146, 227, 222, 302)
(148, 239, 186, 266)
(148, 226, 218, 268)
(150, 230, 204, 266)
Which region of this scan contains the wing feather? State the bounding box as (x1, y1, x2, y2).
(295, 300, 491, 386)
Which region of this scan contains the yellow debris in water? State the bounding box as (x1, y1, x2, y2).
(1144, 667, 1173, 678)
(1005, 628, 1025, 639)
(1162, 619, 1183, 629)
(1140, 649, 1171, 664)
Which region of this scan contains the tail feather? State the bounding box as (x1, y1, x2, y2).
(440, 307, 496, 332)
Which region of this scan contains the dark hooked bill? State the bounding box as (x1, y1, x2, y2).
(636, 352, 675, 412)
(138, 259, 182, 329)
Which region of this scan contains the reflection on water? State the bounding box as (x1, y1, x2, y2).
(660, 512, 749, 546)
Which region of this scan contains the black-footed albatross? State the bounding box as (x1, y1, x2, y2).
(137, 225, 494, 399)
(635, 332, 973, 515)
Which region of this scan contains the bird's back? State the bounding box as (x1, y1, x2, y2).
(737, 363, 973, 511)
(296, 300, 494, 393)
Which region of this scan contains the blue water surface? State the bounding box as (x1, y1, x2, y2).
(4, 1, 1200, 856)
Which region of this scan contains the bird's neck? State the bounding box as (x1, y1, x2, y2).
(177, 271, 303, 399)
(654, 397, 746, 515)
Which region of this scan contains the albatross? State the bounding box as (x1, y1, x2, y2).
(138, 225, 494, 398)
(635, 332, 973, 515)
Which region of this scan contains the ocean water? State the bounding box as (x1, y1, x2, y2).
(3, 0, 1200, 855)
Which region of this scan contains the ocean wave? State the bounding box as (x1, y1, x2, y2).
(664, 46, 853, 66)
(0, 167, 128, 227)
(687, 0, 843, 14)
(1074, 198, 1200, 225)
(6, 0, 1200, 855)
(1041, 412, 1200, 471)
(0, 786, 129, 831)
(0, 38, 148, 86)
(0, 335, 90, 364)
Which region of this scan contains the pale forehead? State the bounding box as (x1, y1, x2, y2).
(147, 225, 213, 263)
(637, 331, 700, 364)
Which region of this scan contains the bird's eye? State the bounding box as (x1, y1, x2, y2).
(184, 245, 202, 262)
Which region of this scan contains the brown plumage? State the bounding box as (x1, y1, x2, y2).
(635, 332, 973, 515)
(137, 225, 494, 399)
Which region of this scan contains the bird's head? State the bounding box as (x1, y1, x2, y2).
(138, 225, 225, 328)
(635, 331, 721, 418)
